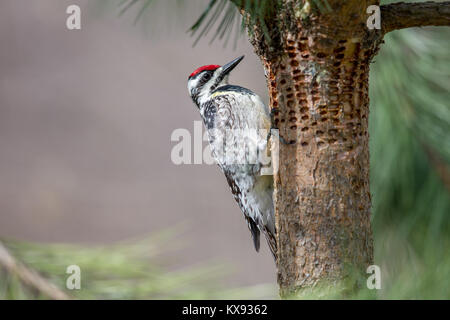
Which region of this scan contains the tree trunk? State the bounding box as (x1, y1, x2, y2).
(237, 0, 450, 296)
(266, 35, 375, 296)
(242, 0, 381, 296)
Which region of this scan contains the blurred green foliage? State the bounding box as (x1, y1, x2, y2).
(369, 27, 450, 299)
(0, 229, 276, 299)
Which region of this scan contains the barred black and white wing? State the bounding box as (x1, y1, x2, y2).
(200, 87, 277, 257)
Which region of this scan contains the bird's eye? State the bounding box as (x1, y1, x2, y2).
(203, 73, 211, 80)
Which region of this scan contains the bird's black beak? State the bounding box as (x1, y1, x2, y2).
(220, 55, 244, 78)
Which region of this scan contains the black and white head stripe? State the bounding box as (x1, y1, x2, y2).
(187, 56, 245, 106)
(187, 69, 218, 105)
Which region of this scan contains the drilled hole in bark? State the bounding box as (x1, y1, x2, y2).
(317, 141, 325, 147)
(287, 100, 295, 108)
(300, 107, 308, 113)
(271, 81, 276, 86)
(290, 60, 299, 67)
(301, 54, 309, 59)
(273, 101, 278, 107)
(288, 52, 297, 58)
(329, 138, 337, 144)
(301, 115, 309, 120)
(321, 117, 328, 122)
(293, 69, 301, 74)
(320, 110, 327, 115)
(301, 142, 308, 146)
(334, 46, 346, 53)
(290, 125, 297, 130)
(287, 93, 294, 99)
(287, 46, 295, 51)
(311, 121, 317, 126)
(289, 117, 297, 123)
(345, 113, 354, 120)
(301, 127, 309, 132)
(316, 130, 324, 135)
(330, 96, 339, 103)
(294, 222, 304, 238)
(289, 110, 295, 116)
(339, 39, 347, 43)
(336, 53, 345, 59)
(280, 79, 286, 85)
(317, 52, 327, 58)
(329, 129, 338, 135)
(333, 62, 341, 67)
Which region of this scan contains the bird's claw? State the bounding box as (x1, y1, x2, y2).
(268, 108, 296, 145)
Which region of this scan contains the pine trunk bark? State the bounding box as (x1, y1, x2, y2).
(265, 35, 375, 296)
(242, 0, 382, 296)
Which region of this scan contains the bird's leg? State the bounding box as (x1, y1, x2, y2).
(268, 108, 296, 145)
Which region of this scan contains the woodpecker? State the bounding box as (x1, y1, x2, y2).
(187, 55, 277, 258)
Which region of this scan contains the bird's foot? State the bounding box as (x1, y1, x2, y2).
(268, 108, 296, 145)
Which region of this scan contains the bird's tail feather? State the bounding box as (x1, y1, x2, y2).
(264, 227, 277, 261)
(247, 218, 260, 252)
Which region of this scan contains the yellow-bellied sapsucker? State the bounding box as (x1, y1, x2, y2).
(187, 56, 276, 257)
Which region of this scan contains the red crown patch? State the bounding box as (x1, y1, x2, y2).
(189, 65, 220, 78)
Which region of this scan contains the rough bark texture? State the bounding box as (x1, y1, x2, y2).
(242, 0, 381, 296)
(237, 0, 449, 296)
(382, 1, 450, 34)
(266, 42, 376, 294)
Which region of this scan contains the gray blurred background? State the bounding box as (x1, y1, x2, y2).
(0, 0, 276, 287)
